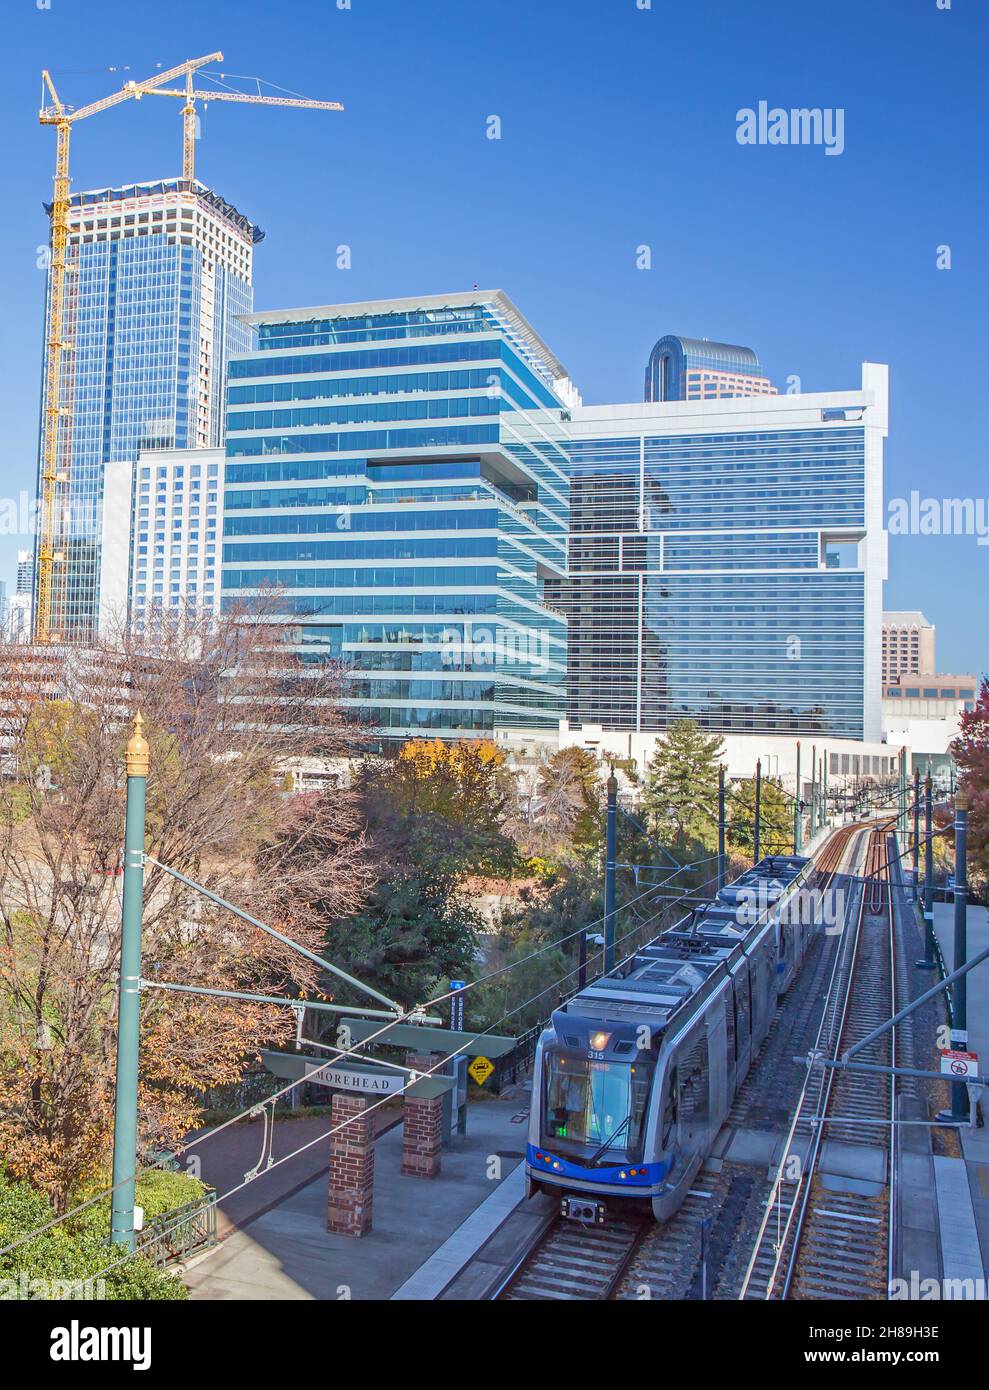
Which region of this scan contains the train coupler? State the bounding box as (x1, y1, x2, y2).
(560, 1195, 607, 1224)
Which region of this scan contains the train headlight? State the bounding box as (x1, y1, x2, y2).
(590, 1031, 611, 1052)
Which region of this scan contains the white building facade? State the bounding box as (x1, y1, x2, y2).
(548, 364, 888, 751)
(126, 447, 224, 634)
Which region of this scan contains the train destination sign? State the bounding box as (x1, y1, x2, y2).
(939, 1049, 979, 1079)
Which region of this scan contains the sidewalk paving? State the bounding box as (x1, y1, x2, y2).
(184, 1098, 529, 1300)
(186, 1104, 401, 1239)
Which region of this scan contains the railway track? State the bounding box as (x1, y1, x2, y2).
(495, 823, 870, 1302)
(735, 820, 897, 1300)
(495, 1212, 648, 1300)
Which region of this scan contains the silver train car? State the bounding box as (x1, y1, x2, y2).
(526, 854, 818, 1223)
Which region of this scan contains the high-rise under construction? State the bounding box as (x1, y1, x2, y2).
(34, 176, 261, 639)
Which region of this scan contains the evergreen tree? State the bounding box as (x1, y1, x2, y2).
(640, 720, 725, 854)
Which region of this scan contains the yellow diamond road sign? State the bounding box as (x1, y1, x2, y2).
(468, 1055, 494, 1086)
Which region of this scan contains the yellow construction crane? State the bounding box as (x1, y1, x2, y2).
(35, 53, 343, 644)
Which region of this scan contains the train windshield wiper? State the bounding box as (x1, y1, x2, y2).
(587, 1113, 630, 1166)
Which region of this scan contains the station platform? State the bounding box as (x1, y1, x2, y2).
(184, 1097, 530, 1301)
(932, 899, 989, 1286)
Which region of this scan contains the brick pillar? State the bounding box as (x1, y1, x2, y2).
(404, 1050, 438, 1075)
(402, 1092, 443, 1178)
(326, 1092, 374, 1236)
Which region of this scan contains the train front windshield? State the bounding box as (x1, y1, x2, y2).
(542, 1052, 652, 1161)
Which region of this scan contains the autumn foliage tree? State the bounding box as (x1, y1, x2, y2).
(0, 606, 370, 1209)
(360, 737, 518, 876)
(728, 775, 793, 857)
(951, 675, 989, 890)
(506, 746, 604, 868)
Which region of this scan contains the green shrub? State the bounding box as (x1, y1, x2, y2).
(0, 1175, 188, 1301)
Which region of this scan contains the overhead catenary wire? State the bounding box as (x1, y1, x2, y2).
(42, 889, 703, 1299)
(0, 844, 711, 1255)
(13, 810, 862, 1276)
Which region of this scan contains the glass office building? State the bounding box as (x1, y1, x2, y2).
(34, 179, 259, 640)
(222, 291, 575, 743)
(548, 367, 887, 742)
(644, 335, 776, 402)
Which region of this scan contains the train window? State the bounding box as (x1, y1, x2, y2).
(542, 1052, 654, 1160)
(736, 966, 751, 1037)
(726, 984, 737, 1062)
(678, 1035, 710, 1131)
(661, 1067, 678, 1146)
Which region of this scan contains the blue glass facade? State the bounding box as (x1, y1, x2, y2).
(549, 424, 869, 738)
(222, 295, 571, 741)
(35, 180, 257, 639)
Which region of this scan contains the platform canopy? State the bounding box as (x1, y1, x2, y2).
(340, 1019, 517, 1058)
(259, 1049, 454, 1099)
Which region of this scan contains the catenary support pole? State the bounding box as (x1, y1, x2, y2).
(604, 769, 618, 971)
(110, 714, 149, 1250)
(753, 758, 762, 863)
(917, 768, 936, 970)
(912, 766, 921, 899)
(951, 790, 970, 1121)
(718, 764, 726, 892)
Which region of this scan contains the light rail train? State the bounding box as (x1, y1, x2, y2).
(526, 853, 823, 1223)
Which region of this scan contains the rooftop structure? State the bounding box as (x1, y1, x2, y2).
(644, 334, 776, 402)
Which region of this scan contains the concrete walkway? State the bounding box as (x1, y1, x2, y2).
(933, 900, 989, 1283)
(185, 1099, 529, 1300)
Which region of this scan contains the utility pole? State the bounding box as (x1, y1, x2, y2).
(794, 741, 802, 854)
(753, 758, 762, 864)
(916, 768, 936, 971)
(578, 929, 588, 991)
(604, 768, 618, 972)
(111, 713, 149, 1250)
(951, 790, 969, 1122)
(717, 764, 726, 892)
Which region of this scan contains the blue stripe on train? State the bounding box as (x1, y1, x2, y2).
(526, 1143, 670, 1186)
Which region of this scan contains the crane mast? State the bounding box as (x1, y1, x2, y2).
(34, 54, 342, 643)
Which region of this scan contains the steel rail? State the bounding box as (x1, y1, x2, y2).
(778, 819, 896, 1300)
(735, 821, 866, 1298)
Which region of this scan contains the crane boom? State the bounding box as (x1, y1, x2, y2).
(33, 54, 341, 644)
(138, 80, 343, 181)
(143, 88, 344, 110)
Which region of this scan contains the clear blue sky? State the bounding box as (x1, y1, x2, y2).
(3, 0, 986, 674)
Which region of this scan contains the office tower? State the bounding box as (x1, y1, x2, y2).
(882, 610, 936, 680)
(550, 364, 888, 742)
(221, 291, 575, 746)
(34, 177, 259, 641)
(16, 551, 32, 595)
(644, 334, 776, 402)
